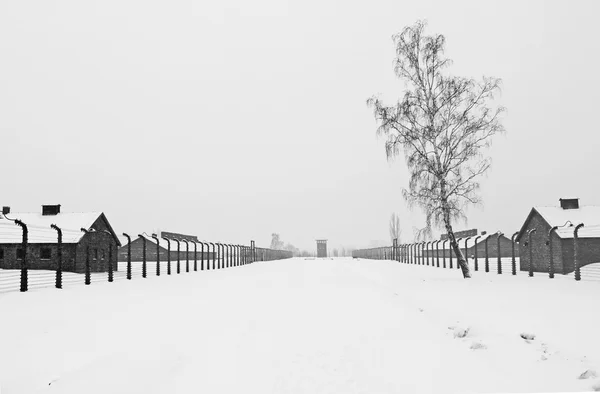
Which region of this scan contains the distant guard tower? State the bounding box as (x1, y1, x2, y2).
(316, 239, 328, 258)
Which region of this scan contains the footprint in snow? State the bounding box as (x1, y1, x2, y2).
(453, 327, 469, 339)
(520, 332, 535, 343)
(579, 370, 598, 380)
(470, 342, 487, 350)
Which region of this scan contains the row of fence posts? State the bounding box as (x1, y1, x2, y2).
(3, 217, 293, 292)
(352, 224, 587, 281)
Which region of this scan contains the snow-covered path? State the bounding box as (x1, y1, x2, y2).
(0, 258, 598, 393)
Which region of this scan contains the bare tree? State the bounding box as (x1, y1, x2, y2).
(367, 21, 504, 278)
(389, 213, 402, 243)
(270, 233, 284, 250)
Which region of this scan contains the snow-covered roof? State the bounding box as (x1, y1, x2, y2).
(534, 206, 600, 239)
(0, 211, 103, 244)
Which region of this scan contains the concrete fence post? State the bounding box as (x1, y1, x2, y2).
(162, 237, 172, 275)
(51, 224, 63, 289)
(496, 232, 504, 274)
(123, 233, 132, 280)
(574, 223, 584, 281)
(474, 235, 481, 271)
(527, 228, 537, 277)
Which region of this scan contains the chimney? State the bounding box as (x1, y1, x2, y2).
(2, 206, 10, 215)
(42, 204, 61, 216)
(559, 198, 579, 210)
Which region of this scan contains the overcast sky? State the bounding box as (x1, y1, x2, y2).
(1, 0, 599, 252)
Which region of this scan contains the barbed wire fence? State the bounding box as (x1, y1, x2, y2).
(0, 220, 293, 294)
(352, 225, 600, 282)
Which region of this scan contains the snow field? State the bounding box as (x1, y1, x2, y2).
(0, 257, 598, 393)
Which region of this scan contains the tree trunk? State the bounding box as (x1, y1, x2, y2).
(441, 200, 471, 279)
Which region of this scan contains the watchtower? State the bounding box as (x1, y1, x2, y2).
(316, 239, 328, 258)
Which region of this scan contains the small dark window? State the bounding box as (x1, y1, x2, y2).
(94, 248, 98, 260)
(0, 248, 4, 259)
(40, 248, 51, 260)
(17, 248, 25, 259)
(101, 249, 106, 260)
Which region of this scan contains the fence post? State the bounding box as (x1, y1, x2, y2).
(193, 241, 198, 272)
(152, 234, 161, 276)
(162, 236, 172, 275)
(14, 219, 29, 292)
(527, 228, 537, 277)
(51, 224, 63, 289)
(81, 228, 91, 285)
(138, 234, 147, 278)
(496, 232, 504, 274)
(484, 236, 490, 273)
(123, 233, 132, 280)
(511, 232, 518, 275)
(174, 239, 181, 274)
(449, 239, 454, 269)
(574, 223, 584, 281)
(200, 242, 205, 270)
(209, 243, 215, 269)
(442, 240, 447, 268)
(464, 237, 471, 271)
(183, 240, 190, 273)
(108, 241, 114, 282)
(473, 235, 481, 271)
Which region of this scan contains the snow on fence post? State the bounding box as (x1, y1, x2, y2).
(474, 235, 481, 271)
(81, 228, 91, 285)
(14, 219, 28, 292)
(574, 223, 584, 281)
(527, 228, 537, 277)
(496, 232, 504, 275)
(511, 232, 518, 275)
(123, 233, 132, 280)
(51, 224, 62, 289)
(484, 235, 490, 273)
(435, 240, 440, 267)
(421, 242, 426, 265)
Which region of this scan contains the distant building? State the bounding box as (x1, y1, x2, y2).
(316, 240, 327, 258)
(117, 231, 214, 262)
(0, 204, 121, 273)
(515, 198, 600, 274)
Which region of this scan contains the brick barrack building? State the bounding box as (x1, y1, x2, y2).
(117, 231, 214, 262)
(0, 204, 121, 273)
(515, 198, 600, 274)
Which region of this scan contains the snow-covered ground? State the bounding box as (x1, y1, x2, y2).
(0, 257, 599, 393)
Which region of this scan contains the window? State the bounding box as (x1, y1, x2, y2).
(0, 248, 4, 259)
(101, 249, 105, 260)
(40, 248, 51, 260)
(94, 248, 99, 260)
(16, 248, 24, 259)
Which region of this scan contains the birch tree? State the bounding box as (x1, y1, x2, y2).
(367, 21, 505, 278)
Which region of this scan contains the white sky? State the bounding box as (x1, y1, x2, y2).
(1, 0, 599, 252)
